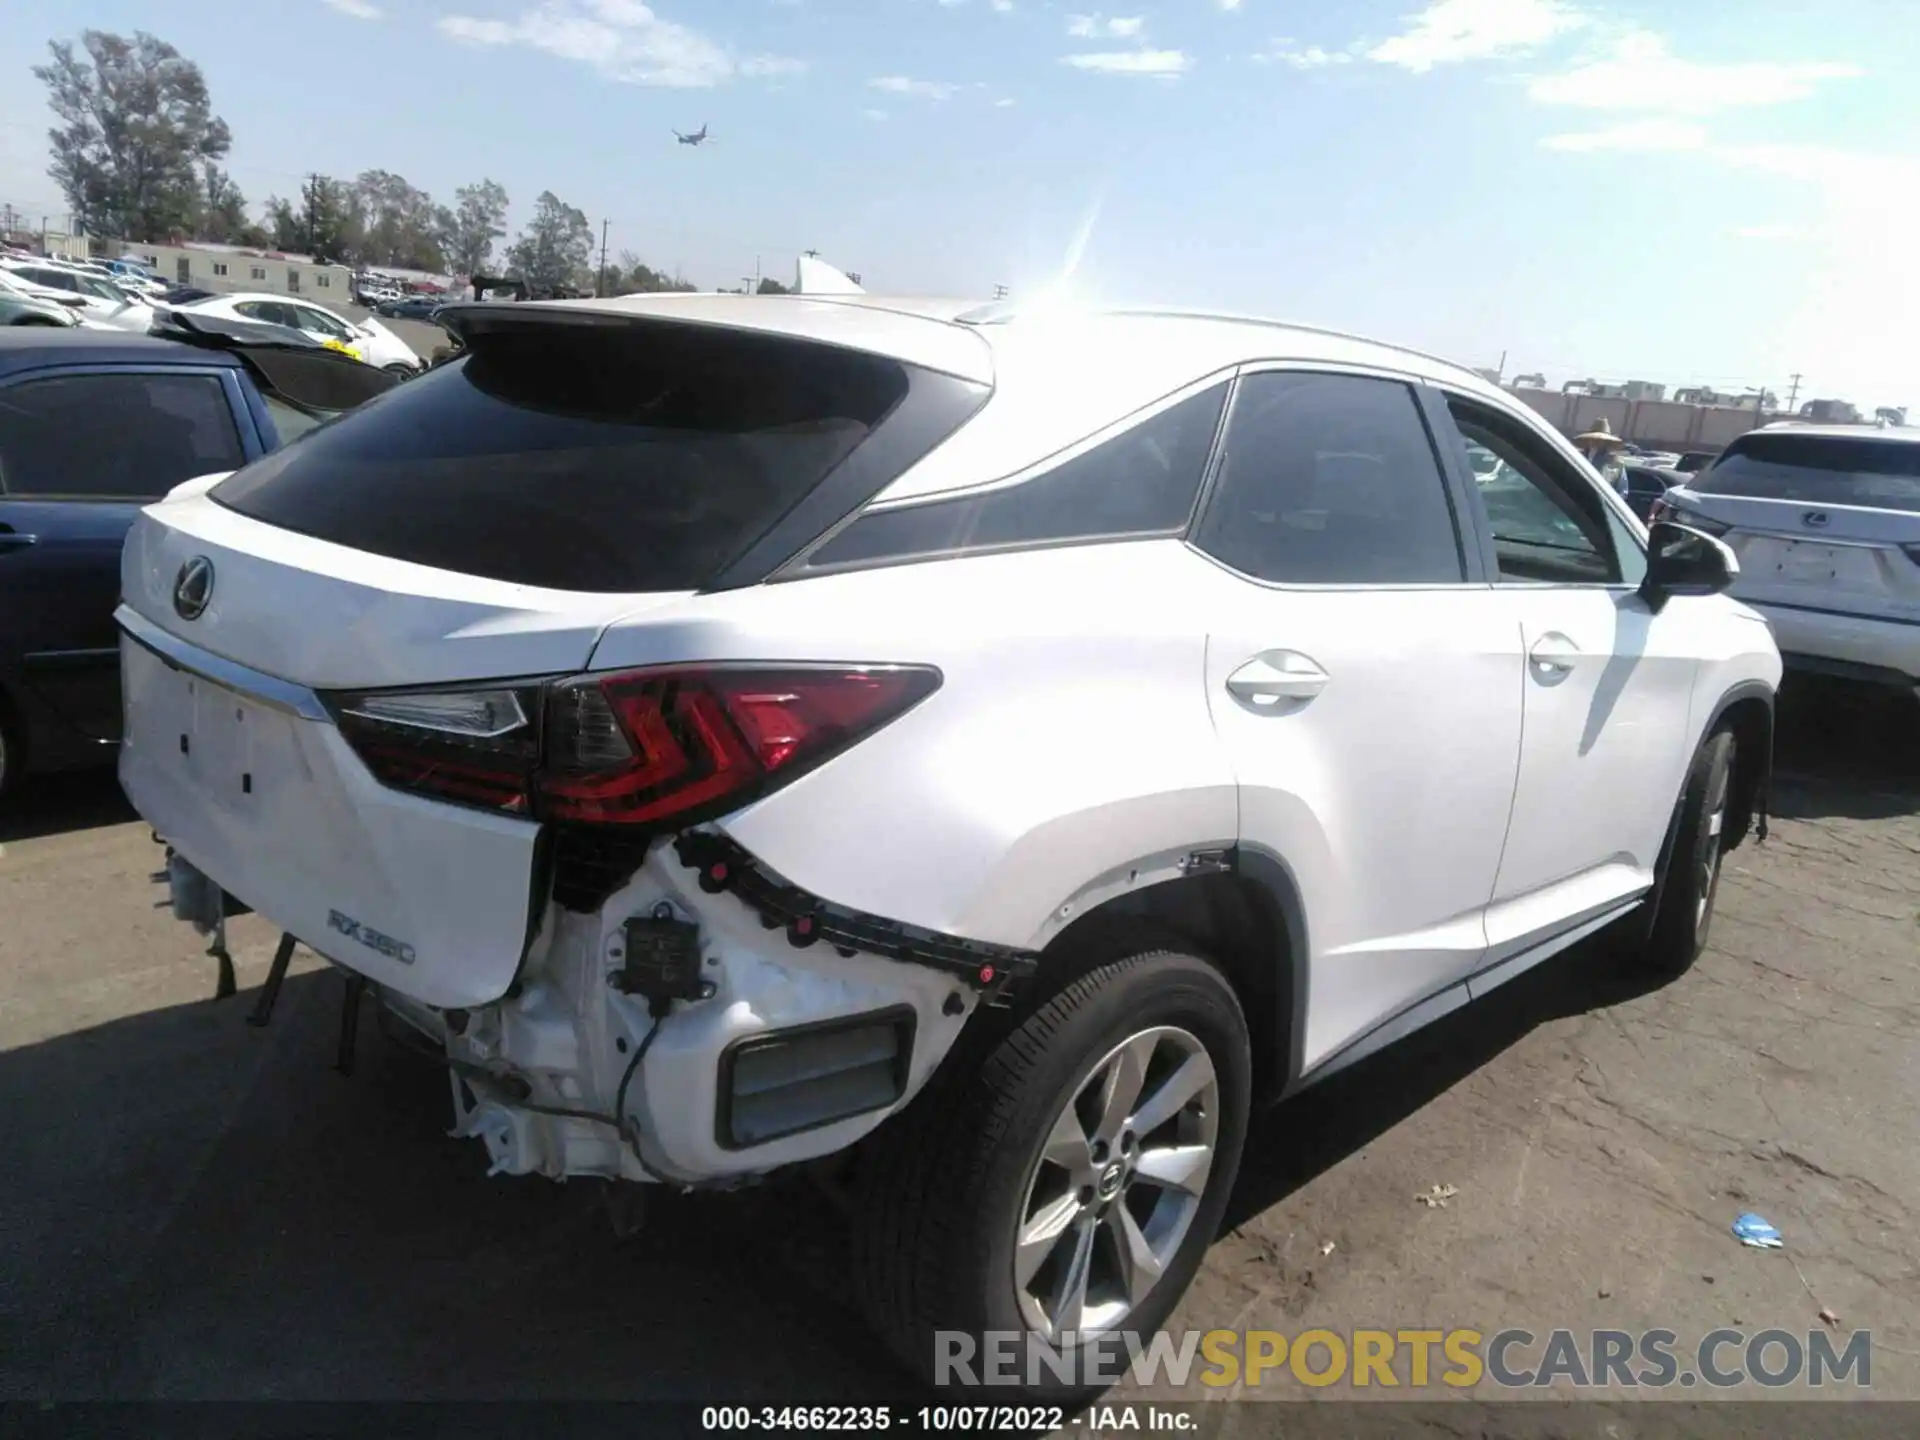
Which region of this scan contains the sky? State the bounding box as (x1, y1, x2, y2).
(1, 0, 1915, 408)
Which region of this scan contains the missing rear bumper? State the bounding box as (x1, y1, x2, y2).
(672, 831, 1037, 996)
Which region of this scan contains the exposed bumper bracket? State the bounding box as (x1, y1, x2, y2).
(672, 831, 1038, 996)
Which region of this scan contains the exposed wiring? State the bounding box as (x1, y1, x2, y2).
(614, 1000, 672, 1165)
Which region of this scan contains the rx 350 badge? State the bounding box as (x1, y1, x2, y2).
(328, 908, 417, 965)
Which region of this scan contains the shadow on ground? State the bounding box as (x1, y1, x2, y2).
(0, 680, 1910, 1402)
(1769, 677, 1918, 820)
(0, 768, 134, 844)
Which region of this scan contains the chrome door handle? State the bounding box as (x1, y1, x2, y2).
(1227, 652, 1329, 705)
(0, 532, 38, 554)
(1529, 632, 1580, 675)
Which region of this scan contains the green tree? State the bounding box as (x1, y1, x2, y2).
(505, 191, 593, 294)
(756, 276, 790, 295)
(354, 170, 444, 271)
(611, 249, 696, 295)
(34, 30, 233, 242)
(438, 179, 509, 278)
(260, 175, 361, 260)
(194, 163, 253, 244)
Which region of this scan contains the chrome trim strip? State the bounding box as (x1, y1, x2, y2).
(115, 604, 331, 722)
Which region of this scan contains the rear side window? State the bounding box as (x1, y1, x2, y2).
(0, 371, 244, 499)
(1196, 372, 1465, 585)
(1695, 434, 1920, 513)
(805, 384, 1226, 570)
(213, 321, 911, 592)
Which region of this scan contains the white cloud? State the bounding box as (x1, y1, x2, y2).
(993, 95, 1017, 106)
(1366, 0, 1584, 72)
(863, 107, 888, 121)
(321, 0, 382, 16)
(1539, 118, 1708, 151)
(1062, 48, 1190, 76)
(1732, 223, 1804, 240)
(1528, 31, 1861, 115)
(989, 0, 1014, 9)
(438, 1, 802, 87)
(1254, 40, 1352, 68)
(1067, 14, 1146, 39)
(1218, 0, 1243, 9)
(870, 75, 961, 99)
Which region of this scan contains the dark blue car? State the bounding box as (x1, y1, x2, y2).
(0, 322, 396, 800)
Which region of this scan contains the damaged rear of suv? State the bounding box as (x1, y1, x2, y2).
(123, 294, 1778, 1399)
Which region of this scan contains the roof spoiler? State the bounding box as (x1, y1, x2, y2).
(794, 256, 865, 296)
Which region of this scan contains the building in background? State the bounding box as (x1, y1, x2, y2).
(113, 240, 353, 298)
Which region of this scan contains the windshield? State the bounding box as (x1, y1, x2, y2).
(1693, 434, 1920, 513)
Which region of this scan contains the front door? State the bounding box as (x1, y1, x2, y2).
(1434, 394, 1701, 964)
(1192, 368, 1524, 1071)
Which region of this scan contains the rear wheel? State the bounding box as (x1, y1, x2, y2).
(1636, 727, 1736, 978)
(852, 942, 1251, 1400)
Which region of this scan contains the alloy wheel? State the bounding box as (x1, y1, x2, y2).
(1012, 1025, 1219, 1342)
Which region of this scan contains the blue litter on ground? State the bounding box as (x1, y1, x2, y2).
(1732, 1213, 1784, 1248)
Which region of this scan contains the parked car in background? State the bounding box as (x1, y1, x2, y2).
(0, 318, 399, 801)
(0, 295, 82, 328)
(1654, 425, 1920, 695)
(1673, 451, 1717, 474)
(0, 260, 154, 332)
(374, 294, 446, 320)
(1615, 462, 1681, 522)
(120, 294, 1778, 1398)
(167, 293, 422, 375)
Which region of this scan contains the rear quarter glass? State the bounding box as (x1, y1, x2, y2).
(210, 320, 921, 592)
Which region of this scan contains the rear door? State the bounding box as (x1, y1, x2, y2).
(0, 363, 259, 742)
(1432, 393, 1699, 971)
(1193, 368, 1523, 1071)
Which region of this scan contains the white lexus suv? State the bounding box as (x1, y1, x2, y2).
(1652, 422, 1920, 697)
(119, 294, 1780, 1394)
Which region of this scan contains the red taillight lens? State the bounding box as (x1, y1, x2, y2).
(539, 665, 941, 825)
(332, 665, 941, 826)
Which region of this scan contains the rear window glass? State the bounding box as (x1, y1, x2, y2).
(212, 319, 910, 591)
(1695, 434, 1920, 513)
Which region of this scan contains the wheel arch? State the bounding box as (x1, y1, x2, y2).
(1703, 680, 1775, 856)
(1039, 844, 1307, 1106)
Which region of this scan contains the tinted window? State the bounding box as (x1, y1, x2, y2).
(1448, 401, 1621, 584)
(214, 319, 910, 592)
(807, 384, 1226, 569)
(0, 372, 244, 499)
(1195, 372, 1463, 585)
(1695, 434, 1920, 513)
(293, 305, 353, 340)
(264, 394, 325, 444)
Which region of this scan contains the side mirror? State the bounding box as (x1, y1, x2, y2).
(1641, 520, 1738, 613)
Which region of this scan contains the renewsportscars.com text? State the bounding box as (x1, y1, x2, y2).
(935, 1327, 1872, 1390)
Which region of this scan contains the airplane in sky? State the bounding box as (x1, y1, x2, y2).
(674, 124, 710, 147)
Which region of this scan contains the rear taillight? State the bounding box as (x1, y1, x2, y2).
(331, 664, 940, 828)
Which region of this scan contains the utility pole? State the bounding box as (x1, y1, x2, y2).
(754, 253, 762, 293)
(304, 173, 322, 257)
(1786, 373, 1803, 414)
(597, 217, 610, 296)
(1496, 349, 1508, 385)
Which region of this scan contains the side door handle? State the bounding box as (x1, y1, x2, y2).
(1227, 651, 1329, 705)
(1529, 632, 1581, 676)
(0, 529, 39, 554)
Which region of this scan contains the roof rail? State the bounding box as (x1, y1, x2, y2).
(952, 300, 1476, 379)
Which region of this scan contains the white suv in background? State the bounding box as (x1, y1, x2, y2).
(119, 295, 1780, 1396)
(1654, 423, 1920, 696)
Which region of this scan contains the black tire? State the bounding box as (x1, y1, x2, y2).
(382, 363, 417, 378)
(1637, 727, 1736, 978)
(852, 942, 1251, 1401)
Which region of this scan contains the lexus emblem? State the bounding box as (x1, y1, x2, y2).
(172, 556, 215, 621)
(1801, 511, 1831, 529)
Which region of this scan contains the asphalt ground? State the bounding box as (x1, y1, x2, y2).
(1, 675, 1914, 1416)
